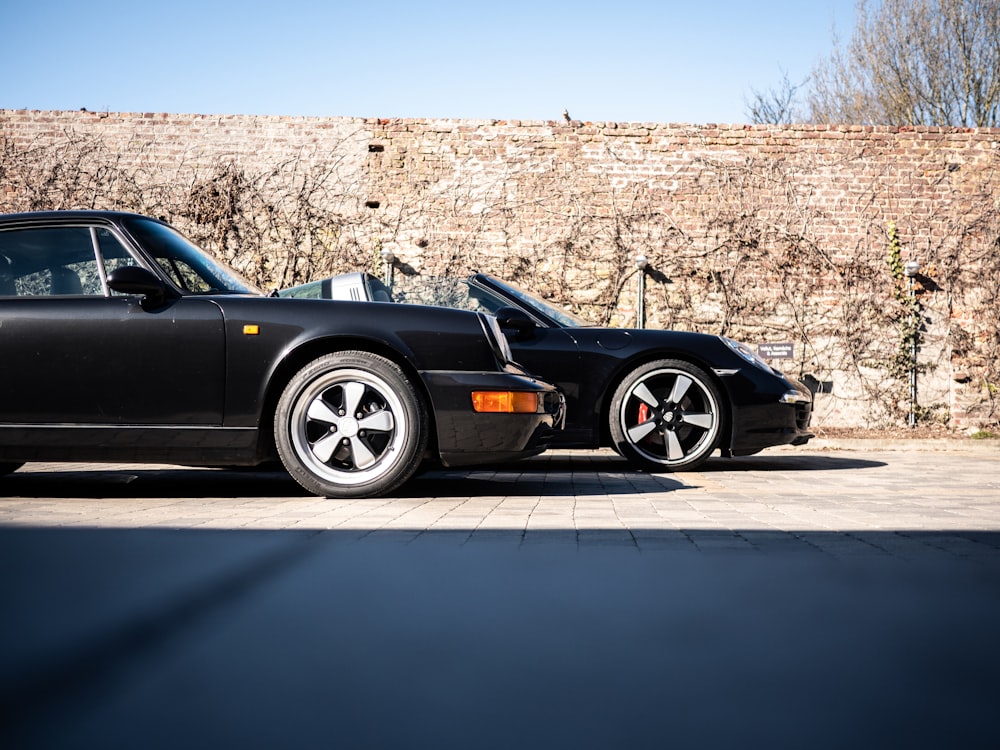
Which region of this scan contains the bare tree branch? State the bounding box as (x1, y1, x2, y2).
(807, 0, 1000, 126)
(745, 69, 807, 125)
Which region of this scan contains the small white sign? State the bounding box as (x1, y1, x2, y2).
(758, 342, 794, 360)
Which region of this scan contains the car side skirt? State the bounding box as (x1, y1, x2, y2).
(0, 425, 266, 466)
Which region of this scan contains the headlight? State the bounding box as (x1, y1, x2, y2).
(780, 390, 811, 404)
(479, 313, 514, 365)
(721, 336, 774, 374)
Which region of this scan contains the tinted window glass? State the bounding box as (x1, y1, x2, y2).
(0, 226, 111, 296)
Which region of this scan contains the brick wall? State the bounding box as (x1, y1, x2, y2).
(2, 109, 998, 431)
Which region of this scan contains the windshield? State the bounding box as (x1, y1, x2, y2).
(391, 274, 592, 327)
(482, 275, 592, 327)
(121, 217, 263, 295)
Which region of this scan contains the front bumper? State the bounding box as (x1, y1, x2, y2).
(421, 370, 566, 467)
(723, 372, 815, 456)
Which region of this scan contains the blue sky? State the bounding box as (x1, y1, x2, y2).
(3, 0, 855, 124)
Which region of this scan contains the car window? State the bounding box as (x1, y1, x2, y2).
(0, 225, 139, 297)
(278, 279, 324, 299)
(392, 276, 505, 315)
(92, 227, 141, 296)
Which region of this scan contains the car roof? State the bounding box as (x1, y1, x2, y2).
(0, 210, 154, 226)
(0, 211, 161, 277)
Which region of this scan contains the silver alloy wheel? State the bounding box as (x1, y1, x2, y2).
(610, 360, 722, 471)
(289, 367, 408, 486)
(276, 352, 428, 498)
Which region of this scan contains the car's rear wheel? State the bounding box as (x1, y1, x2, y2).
(275, 351, 428, 498)
(609, 359, 722, 472)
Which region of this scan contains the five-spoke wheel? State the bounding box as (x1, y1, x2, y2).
(609, 359, 723, 472)
(275, 351, 428, 498)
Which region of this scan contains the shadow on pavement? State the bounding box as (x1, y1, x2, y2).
(0, 467, 306, 500)
(503, 452, 887, 473)
(0, 526, 997, 749)
(0, 451, 886, 500)
(694, 453, 887, 472)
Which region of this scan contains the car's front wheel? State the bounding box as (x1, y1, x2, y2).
(275, 351, 428, 498)
(609, 359, 723, 472)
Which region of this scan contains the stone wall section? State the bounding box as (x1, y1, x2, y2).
(2, 109, 998, 431)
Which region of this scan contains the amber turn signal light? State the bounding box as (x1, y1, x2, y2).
(471, 391, 539, 413)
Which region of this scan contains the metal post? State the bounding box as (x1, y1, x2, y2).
(904, 261, 921, 428)
(908, 275, 917, 427)
(637, 271, 645, 329)
(635, 254, 648, 329)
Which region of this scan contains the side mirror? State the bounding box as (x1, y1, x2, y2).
(495, 306, 536, 340)
(107, 266, 169, 310)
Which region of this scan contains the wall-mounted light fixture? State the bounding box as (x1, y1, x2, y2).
(381, 248, 396, 286)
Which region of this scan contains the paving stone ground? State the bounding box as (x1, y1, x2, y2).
(1, 444, 998, 748)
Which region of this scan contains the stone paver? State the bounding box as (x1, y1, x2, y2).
(2, 446, 997, 559)
(1, 444, 998, 748)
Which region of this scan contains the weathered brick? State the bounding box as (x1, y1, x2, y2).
(1, 109, 997, 430)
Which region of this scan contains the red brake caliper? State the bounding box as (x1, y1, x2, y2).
(638, 403, 650, 423)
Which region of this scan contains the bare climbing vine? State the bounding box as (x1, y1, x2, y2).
(1, 122, 997, 431)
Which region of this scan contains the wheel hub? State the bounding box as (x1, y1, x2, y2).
(339, 416, 360, 438)
(640, 400, 682, 432)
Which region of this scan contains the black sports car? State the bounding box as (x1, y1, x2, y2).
(0, 212, 564, 498)
(282, 272, 814, 472)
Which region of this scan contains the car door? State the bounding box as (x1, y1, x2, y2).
(0, 223, 226, 426)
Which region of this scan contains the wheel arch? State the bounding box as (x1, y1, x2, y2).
(597, 350, 734, 450)
(256, 335, 439, 460)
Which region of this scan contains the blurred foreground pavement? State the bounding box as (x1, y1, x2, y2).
(1, 447, 998, 749)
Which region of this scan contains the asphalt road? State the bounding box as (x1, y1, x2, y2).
(1, 444, 998, 749)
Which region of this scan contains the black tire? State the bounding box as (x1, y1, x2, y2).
(274, 351, 428, 498)
(0, 462, 23, 477)
(609, 359, 723, 472)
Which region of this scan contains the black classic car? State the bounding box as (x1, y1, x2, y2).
(283, 272, 814, 472)
(0, 212, 564, 497)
